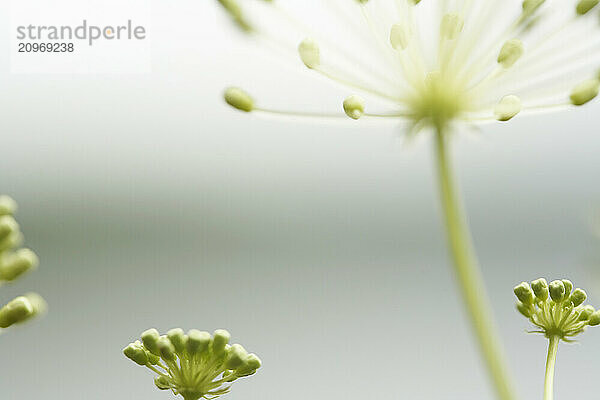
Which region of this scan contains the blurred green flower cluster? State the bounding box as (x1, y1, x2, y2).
(0, 196, 46, 330)
(124, 328, 261, 400)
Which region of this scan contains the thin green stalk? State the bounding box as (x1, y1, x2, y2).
(434, 129, 517, 400)
(544, 336, 560, 400)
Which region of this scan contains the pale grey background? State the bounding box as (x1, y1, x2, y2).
(1, 1, 599, 400)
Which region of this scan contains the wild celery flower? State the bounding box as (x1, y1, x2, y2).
(514, 278, 600, 400)
(0, 195, 46, 330)
(124, 328, 261, 400)
(216, 1, 600, 399)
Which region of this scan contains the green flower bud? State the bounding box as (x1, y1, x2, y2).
(154, 376, 172, 390)
(141, 328, 161, 356)
(531, 278, 549, 301)
(498, 39, 524, 68)
(0, 231, 23, 252)
(570, 79, 599, 106)
(212, 329, 231, 355)
(494, 95, 522, 121)
(123, 343, 149, 366)
(236, 353, 262, 376)
(23, 292, 47, 316)
(578, 305, 595, 321)
(186, 329, 211, 355)
(0, 249, 39, 282)
(343, 95, 365, 120)
(224, 87, 254, 112)
(0, 216, 19, 241)
(514, 282, 535, 305)
(576, 0, 599, 15)
(570, 288, 587, 307)
(0, 296, 34, 328)
(549, 280, 565, 302)
(517, 302, 533, 318)
(588, 311, 600, 326)
(167, 328, 187, 354)
(158, 337, 176, 362)
(298, 38, 320, 69)
(225, 344, 248, 369)
(561, 279, 573, 297)
(0, 196, 17, 216)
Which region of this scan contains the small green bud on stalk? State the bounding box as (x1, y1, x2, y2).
(514, 282, 535, 305)
(212, 329, 231, 355)
(167, 328, 187, 354)
(0, 216, 18, 241)
(224, 87, 254, 112)
(494, 95, 522, 121)
(549, 280, 566, 302)
(225, 344, 248, 369)
(0, 295, 43, 328)
(298, 38, 320, 69)
(154, 376, 172, 390)
(578, 305, 595, 321)
(158, 337, 177, 362)
(187, 329, 211, 355)
(217, 0, 253, 32)
(0, 196, 17, 216)
(517, 302, 533, 318)
(570, 79, 600, 106)
(498, 39, 524, 68)
(343, 95, 365, 120)
(576, 0, 599, 15)
(141, 328, 161, 356)
(236, 353, 262, 376)
(588, 311, 600, 326)
(522, 0, 545, 15)
(531, 278, 549, 301)
(124, 343, 149, 366)
(0, 249, 39, 282)
(561, 280, 573, 298)
(0, 232, 23, 252)
(570, 288, 587, 307)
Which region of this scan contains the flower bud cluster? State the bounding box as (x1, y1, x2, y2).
(124, 328, 261, 400)
(0, 196, 46, 330)
(514, 278, 600, 340)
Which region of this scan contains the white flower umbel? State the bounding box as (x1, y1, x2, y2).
(218, 0, 599, 128)
(215, 2, 600, 400)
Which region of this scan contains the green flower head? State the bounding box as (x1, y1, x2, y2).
(515, 278, 600, 341)
(124, 328, 261, 400)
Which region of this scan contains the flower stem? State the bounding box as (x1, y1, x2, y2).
(434, 129, 517, 400)
(544, 336, 560, 400)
